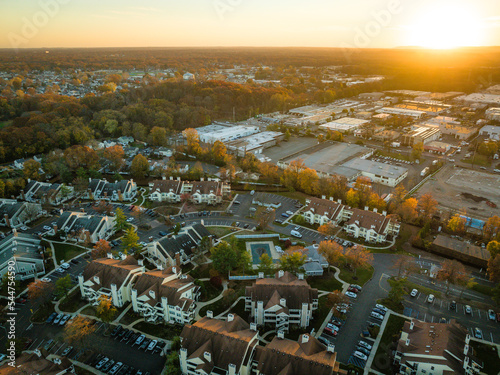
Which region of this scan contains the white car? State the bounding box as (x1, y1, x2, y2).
(140, 241, 147, 247)
(410, 289, 418, 297)
(427, 294, 435, 303)
(353, 351, 368, 361)
(56, 268, 65, 274)
(345, 291, 357, 299)
(375, 304, 388, 312)
(43, 225, 51, 231)
(370, 311, 384, 320)
(40, 278, 52, 283)
(358, 340, 372, 350)
(286, 210, 294, 216)
(465, 305, 472, 314)
(474, 328, 483, 339)
(126, 217, 134, 222)
(20, 226, 29, 231)
(60, 263, 70, 270)
(147, 340, 157, 351)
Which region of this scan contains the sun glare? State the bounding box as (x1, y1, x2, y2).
(406, 3, 484, 49)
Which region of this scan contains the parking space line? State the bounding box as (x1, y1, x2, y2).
(423, 313, 427, 322)
(440, 300, 443, 308)
(36, 339, 45, 349)
(53, 343, 65, 355)
(478, 310, 481, 319)
(491, 333, 494, 343)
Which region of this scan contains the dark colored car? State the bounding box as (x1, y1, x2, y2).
(111, 325, 122, 337)
(46, 312, 58, 324)
(158, 231, 169, 237)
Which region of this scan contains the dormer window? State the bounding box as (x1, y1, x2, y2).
(93, 276, 100, 284)
(149, 290, 156, 299)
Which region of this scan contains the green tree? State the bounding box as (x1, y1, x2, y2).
(437, 259, 469, 295)
(411, 142, 424, 161)
(23, 159, 42, 180)
(55, 275, 74, 299)
(96, 295, 117, 323)
(279, 251, 307, 274)
(388, 278, 407, 307)
(284, 129, 291, 141)
(114, 207, 128, 232)
(130, 154, 149, 179)
(487, 241, 500, 258)
(257, 253, 275, 276)
(121, 227, 140, 254)
(318, 240, 344, 273)
(210, 241, 239, 276)
(164, 351, 181, 375)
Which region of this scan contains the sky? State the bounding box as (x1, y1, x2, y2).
(1, 0, 500, 49)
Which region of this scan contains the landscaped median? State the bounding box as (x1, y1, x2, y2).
(50, 241, 89, 263)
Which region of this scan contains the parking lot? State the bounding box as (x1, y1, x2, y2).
(25, 318, 166, 374)
(402, 292, 500, 343)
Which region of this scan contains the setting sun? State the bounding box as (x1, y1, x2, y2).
(405, 3, 485, 49)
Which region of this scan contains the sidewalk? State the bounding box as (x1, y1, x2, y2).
(194, 281, 228, 320)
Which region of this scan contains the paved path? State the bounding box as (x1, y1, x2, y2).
(114, 304, 132, 324)
(195, 281, 228, 320)
(260, 330, 276, 344)
(215, 296, 244, 319)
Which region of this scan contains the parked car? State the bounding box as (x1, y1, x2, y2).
(111, 325, 122, 337)
(101, 359, 115, 373)
(372, 308, 386, 316)
(474, 328, 483, 339)
(158, 231, 169, 237)
(140, 338, 151, 350)
(59, 314, 71, 326)
(95, 357, 109, 370)
(286, 210, 294, 216)
(427, 294, 435, 303)
(61, 346, 73, 356)
(350, 284, 362, 292)
(109, 362, 123, 375)
(370, 311, 384, 320)
(70, 259, 79, 264)
(46, 312, 57, 324)
(122, 330, 133, 342)
(53, 314, 63, 325)
(43, 339, 54, 351)
(43, 225, 51, 231)
(345, 291, 357, 299)
(347, 287, 359, 294)
(465, 305, 472, 314)
(358, 341, 372, 350)
(353, 351, 368, 361)
(56, 267, 65, 274)
(318, 336, 330, 346)
(410, 289, 418, 297)
(450, 301, 457, 311)
(356, 346, 370, 356)
(488, 309, 496, 321)
(41, 277, 52, 283)
(147, 340, 157, 352)
(134, 335, 145, 346)
(375, 304, 388, 312)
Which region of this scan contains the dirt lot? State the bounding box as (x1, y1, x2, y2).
(417, 165, 500, 220)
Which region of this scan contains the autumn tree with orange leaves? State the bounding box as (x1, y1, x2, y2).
(344, 245, 373, 276)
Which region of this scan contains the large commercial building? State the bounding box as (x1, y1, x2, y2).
(402, 126, 441, 146)
(319, 117, 370, 133)
(458, 93, 500, 106)
(431, 235, 490, 268)
(225, 131, 284, 156)
(479, 125, 500, 140)
(196, 124, 260, 144)
(342, 158, 408, 187)
(485, 107, 500, 121)
(376, 107, 426, 118)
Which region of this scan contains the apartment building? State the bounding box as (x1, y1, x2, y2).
(22, 180, 74, 205)
(0, 199, 43, 229)
(53, 211, 116, 244)
(302, 197, 345, 226)
(131, 266, 200, 325)
(148, 177, 230, 204)
(343, 207, 400, 243)
(78, 254, 145, 307)
(180, 314, 260, 375)
(245, 271, 318, 331)
(85, 178, 137, 201)
(394, 319, 483, 375)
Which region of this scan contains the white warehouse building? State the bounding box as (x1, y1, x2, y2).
(196, 124, 260, 144)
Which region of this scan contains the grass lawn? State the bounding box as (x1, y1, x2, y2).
(461, 155, 490, 167)
(208, 226, 234, 238)
(133, 321, 182, 340)
(31, 303, 55, 323)
(198, 280, 223, 302)
(290, 215, 319, 230)
(307, 273, 343, 292)
(338, 264, 374, 286)
(52, 242, 88, 263)
(394, 278, 442, 299)
(81, 306, 97, 316)
(376, 150, 413, 162)
(470, 283, 493, 297)
(311, 295, 331, 333)
(59, 290, 88, 313)
(119, 309, 142, 325)
(0, 120, 12, 129)
(472, 342, 500, 375)
(371, 314, 410, 374)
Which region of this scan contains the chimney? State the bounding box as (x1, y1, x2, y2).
(337, 199, 342, 204)
(3, 214, 9, 227)
(200, 177, 204, 181)
(177, 177, 180, 181)
(13, 228, 18, 237)
(52, 224, 57, 233)
(118, 189, 123, 201)
(258, 272, 264, 279)
(227, 313, 234, 322)
(250, 323, 257, 331)
(280, 298, 286, 307)
(322, 195, 326, 200)
(405, 338, 410, 346)
(364, 206, 369, 211)
(175, 252, 181, 267)
(277, 330, 285, 339)
(373, 208, 378, 213)
(121, 253, 127, 260)
(138, 259, 144, 266)
(107, 252, 113, 259)
(80, 208, 85, 212)
(298, 273, 304, 280)
(278, 270, 284, 278)
(410, 321, 415, 330)
(382, 210, 387, 216)
(203, 351, 211, 363)
(301, 334, 310, 344)
(327, 343, 335, 353)
(207, 310, 213, 318)
(172, 266, 177, 274)
(329, 197, 333, 201)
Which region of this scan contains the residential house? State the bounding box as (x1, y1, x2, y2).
(252, 332, 345, 375)
(0, 349, 74, 374)
(394, 319, 483, 375)
(183, 72, 195, 81)
(13, 158, 25, 169)
(302, 197, 345, 226)
(0, 199, 43, 228)
(0, 233, 45, 281)
(145, 223, 212, 267)
(179, 314, 259, 375)
(22, 180, 74, 205)
(78, 254, 144, 307)
(118, 136, 134, 145)
(53, 211, 116, 244)
(149, 177, 183, 203)
(85, 178, 137, 201)
(148, 177, 230, 204)
(131, 266, 200, 325)
(245, 271, 318, 331)
(343, 207, 400, 243)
